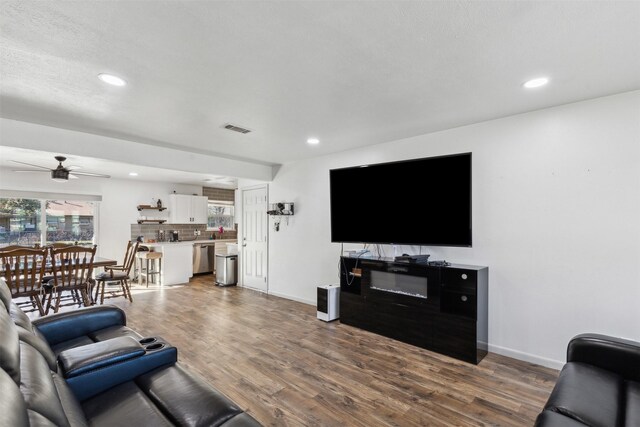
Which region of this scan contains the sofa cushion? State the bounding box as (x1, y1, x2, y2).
(81, 381, 174, 427)
(0, 305, 21, 383)
(535, 410, 589, 426)
(545, 362, 622, 427)
(52, 373, 88, 427)
(51, 335, 95, 356)
(0, 278, 12, 313)
(33, 305, 127, 346)
(49, 325, 144, 356)
(89, 325, 143, 342)
(220, 413, 263, 427)
(16, 326, 57, 371)
(625, 381, 640, 427)
(0, 369, 29, 427)
(135, 364, 243, 427)
(10, 301, 33, 330)
(27, 410, 60, 427)
(19, 341, 72, 427)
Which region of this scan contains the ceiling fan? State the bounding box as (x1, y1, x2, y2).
(11, 156, 111, 182)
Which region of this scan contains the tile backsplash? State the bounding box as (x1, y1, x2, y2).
(131, 223, 238, 242)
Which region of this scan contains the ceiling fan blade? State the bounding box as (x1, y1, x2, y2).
(69, 174, 80, 179)
(12, 169, 50, 173)
(10, 160, 51, 170)
(70, 171, 111, 178)
(67, 165, 83, 171)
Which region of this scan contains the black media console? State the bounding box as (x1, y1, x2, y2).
(339, 256, 488, 364)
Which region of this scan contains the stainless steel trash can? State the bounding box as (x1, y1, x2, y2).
(215, 254, 237, 286)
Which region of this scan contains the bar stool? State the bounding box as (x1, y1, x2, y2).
(136, 250, 163, 287)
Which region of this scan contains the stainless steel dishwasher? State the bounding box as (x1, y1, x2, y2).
(193, 243, 216, 274)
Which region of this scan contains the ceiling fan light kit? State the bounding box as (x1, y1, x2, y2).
(51, 168, 69, 182)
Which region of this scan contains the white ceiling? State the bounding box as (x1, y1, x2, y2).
(1, 1, 639, 166)
(0, 146, 238, 188)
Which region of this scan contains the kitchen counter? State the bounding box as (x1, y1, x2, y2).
(139, 239, 237, 286)
(142, 238, 237, 247)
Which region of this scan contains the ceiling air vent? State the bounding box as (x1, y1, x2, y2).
(223, 123, 252, 134)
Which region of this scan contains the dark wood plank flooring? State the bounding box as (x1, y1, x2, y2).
(62, 276, 559, 426)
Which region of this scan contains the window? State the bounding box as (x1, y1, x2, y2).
(207, 201, 235, 230)
(0, 198, 41, 247)
(0, 197, 97, 248)
(46, 200, 96, 245)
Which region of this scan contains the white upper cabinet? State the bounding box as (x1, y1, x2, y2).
(169, 194, 208, 224)
(191, 196, 208, 224)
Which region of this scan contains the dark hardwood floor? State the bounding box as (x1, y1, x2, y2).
(55, 276, 558, 426)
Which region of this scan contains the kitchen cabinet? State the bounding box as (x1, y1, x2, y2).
(169, 194, 208, 224)
(192, 196, 208, 224)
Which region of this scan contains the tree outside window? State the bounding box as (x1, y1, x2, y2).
(0, 198, 41, 247)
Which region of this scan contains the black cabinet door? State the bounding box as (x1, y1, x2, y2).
(440, 268, 477, 318)
(441, 268, 477, 293)
(440, 289, 477, 319)
(366, 299, 434, 349)
(339, 292, 369, 328)
(433, 314, 478, 364)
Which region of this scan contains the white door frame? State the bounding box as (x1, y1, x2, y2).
(239, 184, 268, 293)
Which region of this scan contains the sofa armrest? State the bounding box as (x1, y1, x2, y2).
(567, 333, 640, 381)
(59, 336, 145, 378)
(65, 337, 177, 401)
(33, 305, 126, 346)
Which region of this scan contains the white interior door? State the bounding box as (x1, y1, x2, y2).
(242, 186, 268, 292)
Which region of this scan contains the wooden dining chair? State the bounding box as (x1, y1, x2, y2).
(0, 244, 46, 311)
(43, 242, 86, 306)
(47, 245, 96, 313)
(0, 247, 48, 315)
(94, 240, 139, 303)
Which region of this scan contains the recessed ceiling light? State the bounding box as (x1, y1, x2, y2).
(523, 77, 549, 89)
(98, 73, 127, 86)
(307, 138, 320, 145)
(129, 172, 138, 176)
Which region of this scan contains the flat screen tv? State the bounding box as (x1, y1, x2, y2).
(330, 152, 471, 247)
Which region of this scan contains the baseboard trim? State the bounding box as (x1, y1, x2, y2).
(267, 290, 315, 306)
(488, 343, 564, 370)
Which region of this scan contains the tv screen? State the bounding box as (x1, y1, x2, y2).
(330, 153, 472, 246)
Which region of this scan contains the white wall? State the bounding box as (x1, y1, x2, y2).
(266, 90, 640, 368)
(0, 168, 200, 261)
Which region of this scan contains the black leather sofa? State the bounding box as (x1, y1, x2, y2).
(0, 279, 261, 426)
(535, 334, 640, 427)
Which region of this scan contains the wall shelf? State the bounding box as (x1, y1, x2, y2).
(137, 205, 167, 211)
(137, 219, 167, 224)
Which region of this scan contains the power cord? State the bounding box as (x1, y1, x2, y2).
(340, 242, 369, 287)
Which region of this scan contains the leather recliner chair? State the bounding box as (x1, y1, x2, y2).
(535, 334, 640, 427)
(0, 278, 261, 426)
